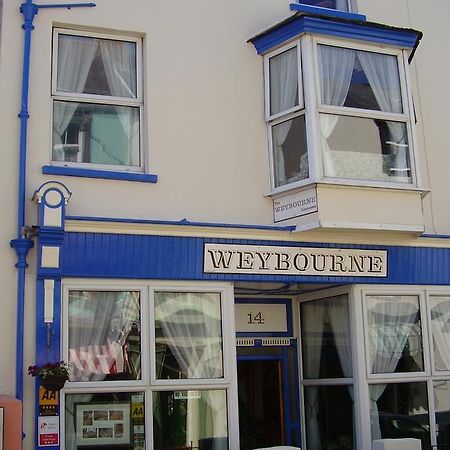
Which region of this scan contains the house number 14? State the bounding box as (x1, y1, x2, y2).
(247, 312, 265, 325)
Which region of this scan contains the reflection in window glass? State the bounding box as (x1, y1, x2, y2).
(57, 34, 137, 98)
(321, 115, 411, 183)
(269, 47, 299, 116)
(301, 295, 352, 379)
(154, 292, 224, 379)
(434, 380, 450, 449)
(272, 114, 308, 188)
(53, 101, 140, 166)
(153, 390, 228, 450)
(318, 45, 403, 114)
(68, 290, 141, 382)
(370, 383, 430, 449)
(65, 391, 145, 450)
(304, 385, 354, 450)
(430, 297, 450, 371)
(367, 296, 423, 374)
(299, 0, 349, 11)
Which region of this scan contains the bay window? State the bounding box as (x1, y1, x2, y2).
(317, 43, 412, 184)
(52, 30, 142, 170)
(263, 36, 418, 193)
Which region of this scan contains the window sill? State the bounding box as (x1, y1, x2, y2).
(42, 165, 158, 183)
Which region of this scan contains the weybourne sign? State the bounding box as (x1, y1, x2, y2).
(204, 244, 387, 277)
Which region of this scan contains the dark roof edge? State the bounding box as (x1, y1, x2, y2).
(248, 11, 423, 58)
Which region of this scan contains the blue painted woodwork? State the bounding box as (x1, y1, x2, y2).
(42, 165, 158, 183)
(290, 3, 367, 21)
(250, 14, 421, 54)
(47, 232, 450, 286)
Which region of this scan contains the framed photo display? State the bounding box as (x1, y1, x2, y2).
(75, 402, 131, 446)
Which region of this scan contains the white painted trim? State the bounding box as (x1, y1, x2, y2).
(294, 221, 424, 233)
(60, 279, 238, 450)
(63, 219, 450, 248)
(41, 246, 60, 268)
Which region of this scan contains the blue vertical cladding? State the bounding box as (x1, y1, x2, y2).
(59, 232, 450, 285)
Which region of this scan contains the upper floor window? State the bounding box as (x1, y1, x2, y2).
(298, 0, 350, 11)
(264, 37, 417, 193)
(51, 29, 142, 170)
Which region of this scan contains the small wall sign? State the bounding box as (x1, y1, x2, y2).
(235, 303, 288, 333)
(273, 187, 318, 222)
(38, 416, 59, 447)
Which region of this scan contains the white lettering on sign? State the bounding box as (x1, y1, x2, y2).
(235, 303, 288, 333)
(273, 187, 318, 222)
(204, 244, 387, 277)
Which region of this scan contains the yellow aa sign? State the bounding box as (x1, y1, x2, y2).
(131, 402, 144, 419)
(39, 386, 58, 405)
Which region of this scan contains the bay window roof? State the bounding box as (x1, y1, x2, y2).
(249, 5, 422, 56)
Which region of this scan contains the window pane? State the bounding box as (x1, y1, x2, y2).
(434, 380, 450, 449)
(269, 47, 299, 116)
(53, 101, 140, 166)
(68, 290, 141, 381)
(57, 34, 137, 98)
(304, 385, 354, 450)
(301, 295, 352, 379)
(64, 391, 145, 450)
(370, 383, 430, 449)
(154, 292, 224, 379)
(299, 0, 349, 11)
(153, 390, 228, 450)
(321, 114, 411, 183)
(430, 297, 450, 371)
(366, 296, 423, 374)
(318, 45, 403, 113)
(272, 114, 308, 187)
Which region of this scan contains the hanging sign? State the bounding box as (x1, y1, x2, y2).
(38, 416, 59, 447)
(204, 244, 387, 277)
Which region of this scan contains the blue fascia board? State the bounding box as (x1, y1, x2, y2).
(42, 165, 158, 183)
(53, 232, 450, 286)
(290, 3, 367, 22)
(251, 15, 420, 54)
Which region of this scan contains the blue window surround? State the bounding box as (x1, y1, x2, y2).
(42, 165, 158, 183)
(249, 8, 422, 55)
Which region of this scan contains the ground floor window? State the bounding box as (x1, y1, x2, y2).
(61, 281, 237, 450)
(300, 287, 450, 450)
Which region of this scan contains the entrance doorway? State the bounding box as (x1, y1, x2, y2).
(237, 345, 300, 450)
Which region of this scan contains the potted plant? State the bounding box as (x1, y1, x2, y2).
(28, 361, 70, 391)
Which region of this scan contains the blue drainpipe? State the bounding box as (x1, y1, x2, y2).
(9, 0, 96, 407)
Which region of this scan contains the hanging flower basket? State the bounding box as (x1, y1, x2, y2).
(28, 361, 70, 391)
(40, 375, 67, 392)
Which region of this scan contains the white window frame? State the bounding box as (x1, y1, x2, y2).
(298, 0, 353, 12)
(311, 36, 419, 188)
(60, 279, 239, 450)
(51, 28, 144, 173)
(264, 42, 312, 194)
(357, 285, 450, 450)
(263, 35, 420, 196)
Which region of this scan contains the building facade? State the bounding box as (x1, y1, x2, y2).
(1, 0, 450, 449)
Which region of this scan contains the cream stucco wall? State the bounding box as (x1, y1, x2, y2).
(0, 1, 449, 447)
